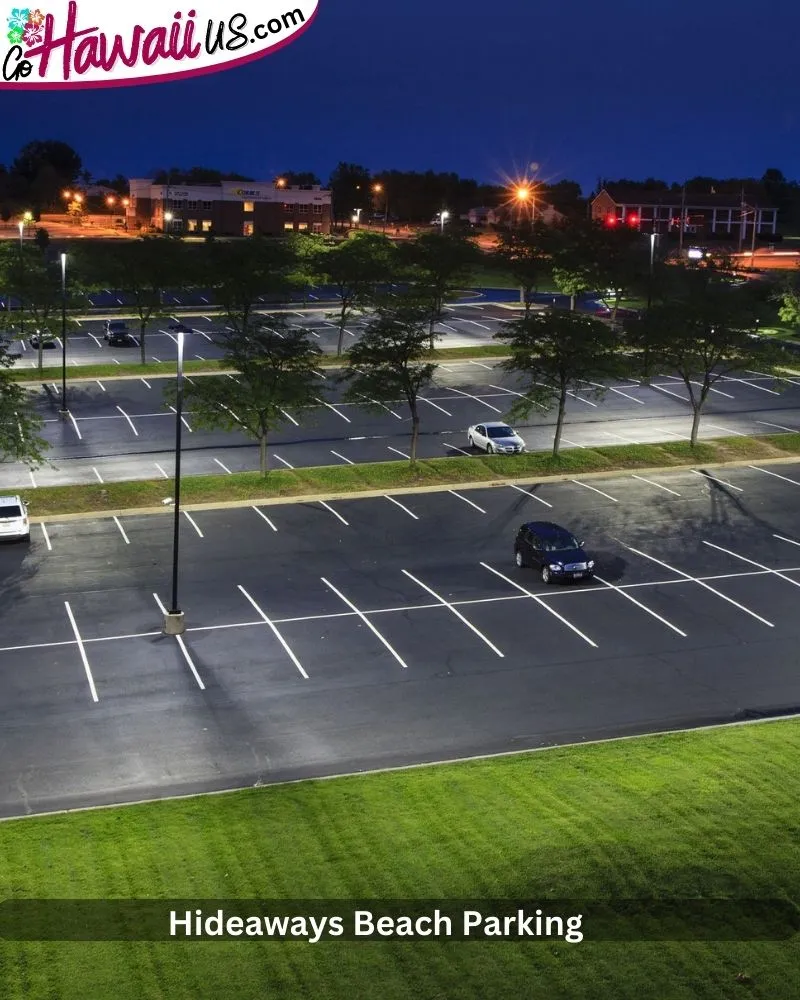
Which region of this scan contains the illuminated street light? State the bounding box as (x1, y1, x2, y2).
(514, 183, 536, 228)
(73, 194, 82, 204)
(59, 253, 68, 420)
(62, 190, 72, 201)
(164, 329, 186, 636)
(440, 209, 449, 235)
(275, 177, 287, 189)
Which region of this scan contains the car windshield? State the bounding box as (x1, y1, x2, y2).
(543, 533, 579, 551)
(487, 426, 514, 438)
(0, 504, 22, 519)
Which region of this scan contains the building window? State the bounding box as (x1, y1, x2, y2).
(284, 222, 295, 230)
(171, 218, 183, 231)
(187, 219, 197, 232)
(243, 221, 254, 236)
(202, 201, 213, 211)
(297, 222, 308, 230)
(312, 204, 323, 214)
(312, 222, 323, 232)
(298, 204, 309, 214)
(187, 200, 198, 210)
(243, 201, 254, 213)
(202, 220, 212, 232)
(283, 203, 293, 213)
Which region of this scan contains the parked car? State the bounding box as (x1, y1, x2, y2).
(468, 422, 525, 454)
(104, 320, 131, 346)
(168, 321, 193, 333)
(0, 495, 30, 542)
(514, 521, 594, 583)
(29, 329, 57, 349)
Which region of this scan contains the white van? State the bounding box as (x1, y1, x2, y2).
(0, 495, 30, 542)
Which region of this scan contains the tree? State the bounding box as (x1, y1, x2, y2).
(0, 341, 46, 466)
(12, 140, 82, 209)
(177, 322, 321, 475)
(328, 163, 372, 224)
(495, 311, 623, 456)
(339, 294, 439, 463)
(34, 227, 50, 252)
(594, 225, 647, 320)
(775, 267, 800, 328)
(206, 237, 296, 334)
(399, 232, 479, 346)
(492, 222, 557, 316)
(624, 276, 780, 445)
(315, 232, 394, 354)
(277, 171, 322, 186)
(4, 247, 66, 370)
(551, 221, 604, 310)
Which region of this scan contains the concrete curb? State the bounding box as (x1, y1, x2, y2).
(26, 451, 800, 524)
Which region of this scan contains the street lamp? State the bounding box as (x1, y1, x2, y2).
(352, 208, 362, 228)
(59, 253, 68, 419)
(165, 329, 186, 635)
(17, 221, 25, 343)
(514, 184, 536, 228)
(164, 210, 173, 232)
(373, 182, 388, 232)
(440, 209, 449, 235)
(646, 232, 657, 310)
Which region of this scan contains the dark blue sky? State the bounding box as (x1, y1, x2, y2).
(2, 0, 799, 193)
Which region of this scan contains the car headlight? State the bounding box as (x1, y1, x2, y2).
(588, 560, 595, 569)
(549, 563, 561, 571)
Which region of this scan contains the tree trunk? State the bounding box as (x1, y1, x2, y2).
(409, 405, 420, 463)
(552, 386, 568, 457)
(37, 340, 43, 371)
(336, 301, 347, 355)
(259, 432, 269, 475)
(570, 294, 576, 312)
(690, 405, 702, 446)
(612, 290, 620, 322)
(140, 322, 146, 365)
(429, 314, 435, 352)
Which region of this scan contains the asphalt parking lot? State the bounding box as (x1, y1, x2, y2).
(2, 465, 800, 817)
(1, 362, 798, 488)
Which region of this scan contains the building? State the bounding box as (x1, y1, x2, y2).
(591, 186, 778, 239)
(126, 179, 332, 236)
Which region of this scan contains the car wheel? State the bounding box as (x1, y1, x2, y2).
(541, 566, 551, 584)
(515, 550, 524, 568)
(468, 436, 474, 449)
(486, 444, 494, 454)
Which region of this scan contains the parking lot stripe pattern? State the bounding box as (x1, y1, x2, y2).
(3, 465, 800, 816)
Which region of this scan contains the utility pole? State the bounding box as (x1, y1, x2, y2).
(750, 203, 758, 266)
(738, 187, 745, 253)
(678, 185, 686, 254)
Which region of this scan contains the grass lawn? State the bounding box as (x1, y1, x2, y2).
(15, 434, 800, 517)
(1, 720, 799, 999)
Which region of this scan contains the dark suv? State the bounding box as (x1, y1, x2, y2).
(514, 521, 594, 583)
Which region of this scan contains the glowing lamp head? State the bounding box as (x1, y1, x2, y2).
(627, 213, 639, 227)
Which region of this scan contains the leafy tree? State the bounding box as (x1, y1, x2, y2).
(775, 267, 800, 327)
(339, 294, 438, 463)
(0, 342, 46, 466)
(277, 171, 322, 186)
(595, 225, 647, 319)
(315, 232, 395, 354)
(12, 140, 82, 208)
(551, 221, 604, 310)
(492, 222, 557, 316)
(3, 247, 71, 370)
(206, 236, 296, 334)
(399, 232, 479, 346)
(495, 311, 623, 456)
(624, 275, 779, 445)
(328, 162, 372, 223)
(34, 227, 50, 252)
(177, 322, 321, 475)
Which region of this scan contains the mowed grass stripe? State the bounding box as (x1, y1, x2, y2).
(2, 722, 800, 998)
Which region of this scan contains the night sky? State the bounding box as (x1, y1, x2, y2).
(2, 0, 799, 192)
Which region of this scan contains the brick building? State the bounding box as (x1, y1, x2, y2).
(126, 179, 332, 236)
(591, 186, 778, 239)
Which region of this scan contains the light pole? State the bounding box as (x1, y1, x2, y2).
(17, 221, 25, 343)
(515, 185, 535, 228)
(373, 183, 388, 232)
(59, 253, 68, 419)
(164, 329, 186, 635)
(440, 210, 449, 235)
(647, 232, 657, 310)
(164, 210, 173, 233)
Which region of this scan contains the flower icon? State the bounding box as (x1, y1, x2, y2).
(22, 19, 41, 44)
(27, 7, 44, 25)
(7, 25, 23, 44)
(7, 8, 30, 32)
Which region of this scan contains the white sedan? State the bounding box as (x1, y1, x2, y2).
(467, 422, 525, 454)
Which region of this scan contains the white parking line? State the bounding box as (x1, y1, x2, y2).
(67, 411, 82, 440)
(593, 573, 687, 636)
(273, 454, 294, 469)
(622, 545, 774, 626)
(566, 390, 597, 408)
(28, 470, 37, 489)
(446, 443, 473, 457)
(141, 378, 152, 388)
(155, 462, 169, 479)
(757, 420, 797, 433)
(318, 500, 349, 525)
(238, 585, 308, 679)
(651, 383, 690, 402)
(468, 360, 494, 370)
(322, 577, 409, 669)
(88, 333, 102, 347)
(418, 396, 452, 416)
(113, 516, 130, 544)
(183, 511, 204, 537)
(509, 484, 552, 507)
(252, 506, 278, 531)
(603, 431, 639, 444)
(40, 523, 51, 550)
(214, 458, 233, 474)
(581, 380, 644, 404)
(384, 495, 418, 519)
(631, 475, 681, 497)
(388, 446, 410, 459)
(702, 541, 800, 589)
(480, 563, 598, 647)
(357, 394, 403, 419)
(561, 437, 586, 449)
(168, 405, 193, 432)
(659, 374, 734, 399)
(116, 405, 139, 436)
(152, 592, 206, 690)
(194, 354, 206, 361)
(448, 490, 486, 513)
(690, 470, 743, 492)
(199, 330, 213, 342)
(437, 322, 459, 333)
(774, 534, 800, 549)
(315, 397, 351, 422)
(748, 465, 800, 487)
(723, 376, 779, 395)
(280, 408, 299, 427)
(570, 480, 618, 502)
(95, 380, 106, 392)
(402, 569, 504, 656)
(64, 601, 98, 702)
(444, 386, 502, 413)
(706, 423, 747, 437)
(92, 467, 104, 483)
(461, 318, 493, 331)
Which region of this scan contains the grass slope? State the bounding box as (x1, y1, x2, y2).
(1, 721, 799, 999)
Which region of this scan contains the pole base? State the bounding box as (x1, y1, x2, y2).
(58, 409, 69, 421)
(163, 611, 185, 635)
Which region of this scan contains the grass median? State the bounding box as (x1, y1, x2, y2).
(17, 433, 800, 518)
(1, 719, 799, 999)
